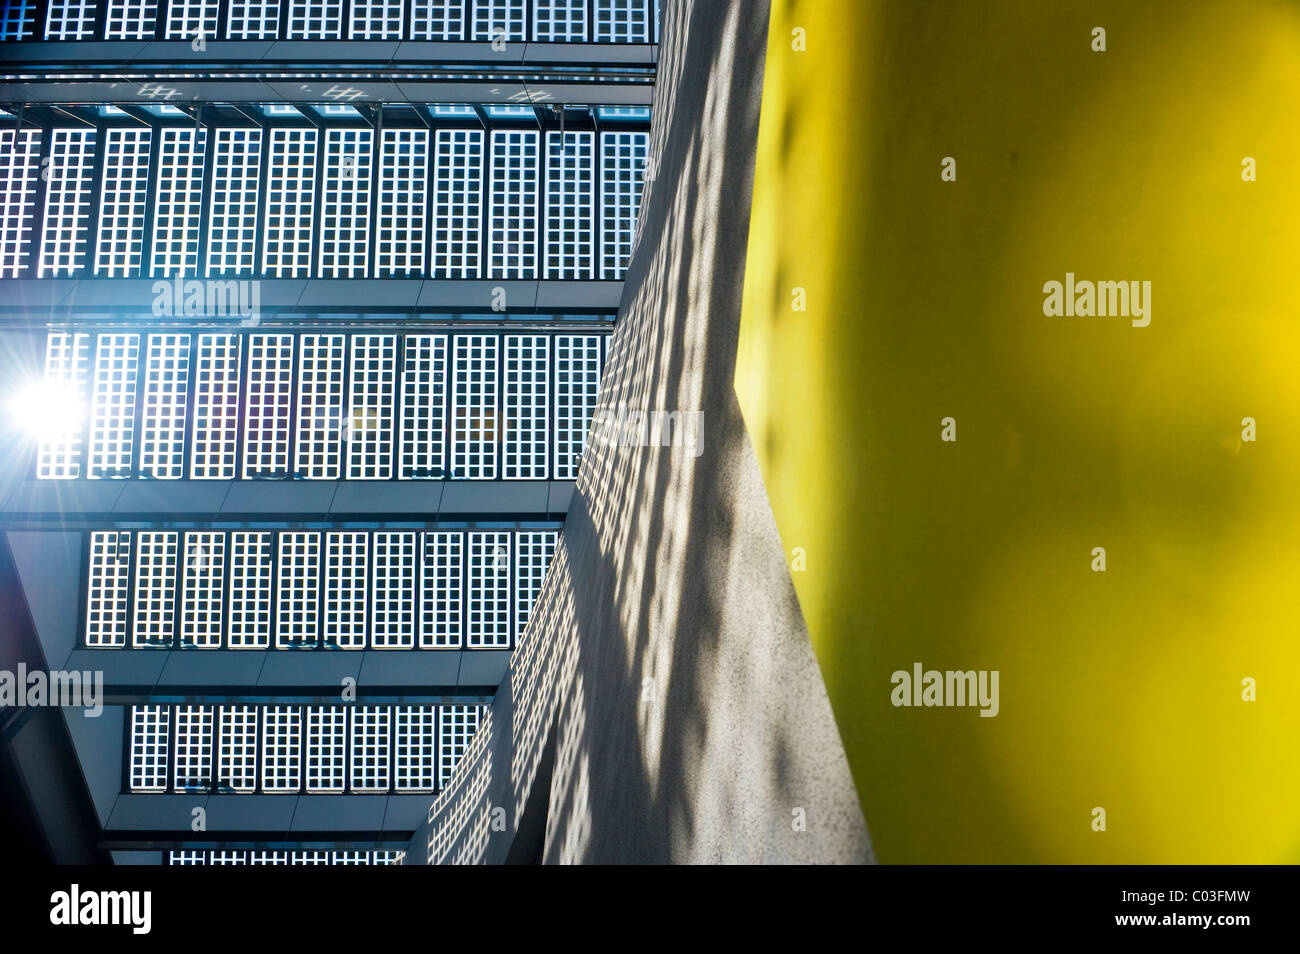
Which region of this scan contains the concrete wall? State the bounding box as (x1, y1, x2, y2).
(409, 0, 871, 864)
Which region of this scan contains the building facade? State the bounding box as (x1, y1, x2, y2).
(0, 0, 655, 864)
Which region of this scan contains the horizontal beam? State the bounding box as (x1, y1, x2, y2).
(0, 42, 656, 106)
(0, 77, 655, 108)
(104, 792, 433, 839)
(0, 39, 658, 67)
(0, 278, 624, 318)
(62, 648, 509, 702)
(0, 478, 577, 527)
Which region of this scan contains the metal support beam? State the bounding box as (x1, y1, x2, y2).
(0, 478, 579, 526)
(49, 105, 96, 127)
(81, 122, 109, 279)
(21, 125, 50, 278)
(115, 104, 159, 127)
(139, 116, 165, 277)
(194, 106, 216, 277)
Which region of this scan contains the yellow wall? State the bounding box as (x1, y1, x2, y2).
(737, 0, 1300, 862)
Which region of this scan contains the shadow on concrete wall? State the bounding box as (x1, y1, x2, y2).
(409, 0, 872, 865)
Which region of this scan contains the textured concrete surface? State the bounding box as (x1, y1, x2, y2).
(408, 0, 872, 864)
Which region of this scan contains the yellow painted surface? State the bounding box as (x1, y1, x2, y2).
(737, 0, 1300, 862)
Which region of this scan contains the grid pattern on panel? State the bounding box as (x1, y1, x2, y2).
(349, 0, 402, 38)
(347, 334, 397, 478)
(471, 0, 525, 40)
(162, 857, 405, 868)
(0, 129, 39, 277)
(263, 128, 317, 276)
(487, 130, 539, 278)
(227, 0, 280, 37)
(411, 0, 464, 39)
(180, 531, 225, 647)
(217, 705, 259, 792)
(132, 531, 177, 647)
(399, 334, 448, 478)
(371, 532, 416, 649)
(295, 333, 346, 478)
(38, 129, 97, 276)
(36, 328, 612, 484)
(393, 706, 437, 791)
(85, 531, 131, 647)
(349, 706, 390, 791)
(595, 0, 648, 42)
(287, 0, 343, 37)
(88, 333, 140, 478)
(242, 334, 294, 477)
(207, 128, 262, 275)
(95, 129, 152, 276)
(305, 706, 347, 792)
(466, 531, 511, 647)
(533, 0, 586, 41)
(552, 334, 601, 479)
(420, 532, 462, 648)
(228, 531, 273, 648)
(87, 530, 562, 651)
(375, 129, 428, 276)
(431, 129, 482, 278)
(323, 531, 368, 649)
(105, 0, 158, 38)
(600, 130, 648, 279)
(44, 0, 95, 38)
(151, 129, 208, 277)
(438, 705, 482, 787)
(132, 704, 482, 794)
(173, 705, 214, 791)
(544, 131, 595, 279)
(319, 129, 373, 276)
(450, 335, 498, 479)
(190, 334, 241, 478)
(515, 530, 557, 637)
(503, 335, 549, 478)
(139, 333, 191, 478)
(37, 331, 92, 478)
(166, 0, 219, 38)
(130, 706, 170, 792)
(276, 531, 320, 648)
(261, 705, 302, 791)
(0, 0, 34, 38)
